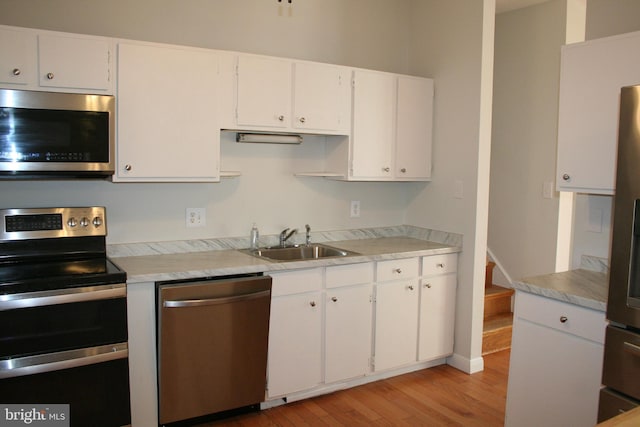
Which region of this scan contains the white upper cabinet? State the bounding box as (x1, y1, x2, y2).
(348, 69, 433, 181)
(0, 28, 36, 86)
(351, 69, 396, 179)
(292, 61, 351, 133)
(232, 54, 351, 135)
(557, 31, 640, 195)
(236, 55, 292, 129)
(396, 76, 433, 180)
(115, 41, 220, 182)
(0, 25, 112, 93)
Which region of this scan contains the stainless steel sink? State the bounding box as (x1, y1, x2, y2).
(244, 243, 359, 262)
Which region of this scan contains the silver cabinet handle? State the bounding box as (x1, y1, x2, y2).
(407, 285, 414, 291)
(383, 167, 390, 172)
(0, 343, 128, 379)
(46, 72, 54, 80)
(560, 316, 568, 323)
(299, 117, 306, 123)
(400, 168, 406, 173)
(436, 263, 445, 268)
(124, 164, 132, 171)
(394, 268, 402, 274)
(623, 341, 640, 357)
(12, 68, 21, 76)
(278, 115, 285, 121)
(331, 296, 338, 302)
(310, 301, 316, 307)
(562, 174, 570, 181)
(424, 283, 432, 289)
(0, 284, 126, 311)
(164, 289, 270, 308)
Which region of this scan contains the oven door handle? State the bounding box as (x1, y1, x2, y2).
(0, 283, 126, 311)
(0, 343, 128, 379)
(623, 341, 640, 357)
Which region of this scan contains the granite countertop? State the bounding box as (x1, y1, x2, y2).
(513, 268, 608, 312)
(113, 237, 460, 284)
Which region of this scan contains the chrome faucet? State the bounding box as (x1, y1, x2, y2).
(305, 224, 311, 246)
(279, 228, 298, 247)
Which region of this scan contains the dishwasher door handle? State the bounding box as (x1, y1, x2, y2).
(163, 289, 271, 308)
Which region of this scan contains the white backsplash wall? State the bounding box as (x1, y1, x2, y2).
(0, 134, 417, 244)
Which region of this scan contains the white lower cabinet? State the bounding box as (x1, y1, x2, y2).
(373, 258, 420, 371)
(325, 282, 373, 384)
(505, 291, 606, 427)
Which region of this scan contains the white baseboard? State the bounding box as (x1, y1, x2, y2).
(447, 352, 484, 374)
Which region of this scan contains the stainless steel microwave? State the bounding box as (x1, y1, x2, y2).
(0, 89, 115, 178)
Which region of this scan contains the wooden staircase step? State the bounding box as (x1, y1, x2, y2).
(482, 312, 513, 355)
(484, 284, 514, 319)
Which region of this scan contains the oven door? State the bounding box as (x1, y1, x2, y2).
(0, 283, 130, 426)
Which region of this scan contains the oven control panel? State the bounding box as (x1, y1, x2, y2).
(0, 207, 107, 241)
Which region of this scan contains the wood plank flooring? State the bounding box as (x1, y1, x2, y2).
(200, 350, 510, 426)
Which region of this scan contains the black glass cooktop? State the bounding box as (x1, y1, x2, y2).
(0, 257, 126, 295)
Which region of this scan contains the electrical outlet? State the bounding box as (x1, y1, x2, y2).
(350, 200, 361, 218)
(186, 208, 206, 228)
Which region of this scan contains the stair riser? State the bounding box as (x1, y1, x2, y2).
(482, 326, 513, 355)
(484, 295, 513, 319)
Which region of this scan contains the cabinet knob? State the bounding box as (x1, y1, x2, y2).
(383, 167, 390, 172)
(299, 117, 306, 123)
(560, 316, 568, 323)
(124, 164, 132, 171)
(424, 283, 432, 289)
(394, 268, 402, 274)
(407, 285, 414, 291)
(46, 72, 55, 80)
(309, 301, 316, 307)
(331, 296, 338, 302)
(436, 263, 445, 268)
(12, 68, 21, 76)
(562, 174, 570, 181)
(400, 168, 407, 173)
(278, 115, 285, 121)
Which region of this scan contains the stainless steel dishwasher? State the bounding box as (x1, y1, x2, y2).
(157, 274, 272, 425)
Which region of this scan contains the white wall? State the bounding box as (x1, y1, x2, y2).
(406, 0, 495, 372)
(489, 0, 566, 283)
(0, 0, 417, 244)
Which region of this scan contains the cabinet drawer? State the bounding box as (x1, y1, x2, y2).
(421, 253, 457, 276)
(515, 291, 606, 344)
(270, 268, 323, 297)
(602, 325, 640, 401)
(376, 258, 419, 282)
(326, 262, 374, 289)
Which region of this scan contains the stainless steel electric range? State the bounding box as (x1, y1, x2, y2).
(0, 207, 130, 427)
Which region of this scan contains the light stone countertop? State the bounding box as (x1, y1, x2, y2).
(512, 268, 608, 312)
(113, 237, 460, 284)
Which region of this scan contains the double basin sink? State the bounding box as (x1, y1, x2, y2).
(244, 243, 359, 262)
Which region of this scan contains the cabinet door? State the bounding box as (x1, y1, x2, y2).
(267, 291, 322, 398)
(374, 279, 419, 371)
(293, 62, 351, 133)
(325, 284, 373, 383)
(116, 42, 220, 181)
(236, 55, 291, 129)
(418, 274, 456, 361)
(0, 28, 36, 86)
(557, 32, 640, 194)
(505, 317, 603, 427)
(395, 76, 433, 180)
(351, 70, 395, 179)
(38, 34, 111, 92)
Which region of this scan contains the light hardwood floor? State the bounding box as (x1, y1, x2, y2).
(202, 350, 510, 426)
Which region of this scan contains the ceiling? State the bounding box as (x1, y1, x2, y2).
(496, 0, 549, 14)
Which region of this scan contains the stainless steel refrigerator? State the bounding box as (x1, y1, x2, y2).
(599, 85, 640, 422)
